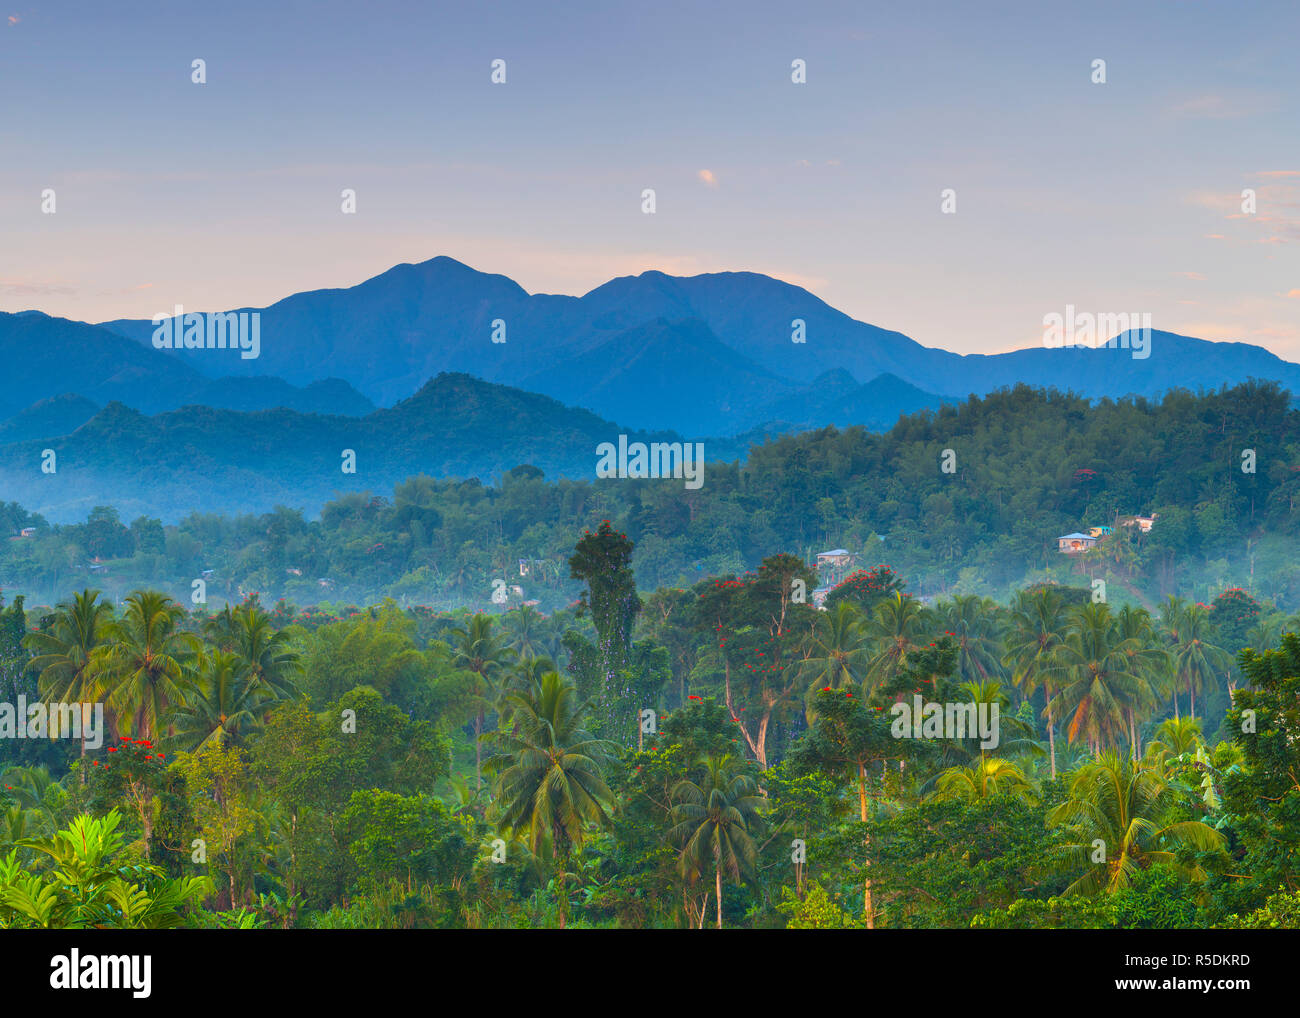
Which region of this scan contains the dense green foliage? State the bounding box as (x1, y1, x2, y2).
(2, 382, 1297, 613)
(1, 380, 1298, 928)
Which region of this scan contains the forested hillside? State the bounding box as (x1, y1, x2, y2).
(1, 381, 1295, 611)
(0, 517, 1294, 929)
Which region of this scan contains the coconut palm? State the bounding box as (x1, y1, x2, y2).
(1047, 603, 1142, 757)
(203, 605, 241, 652)
(668, 754, 764, 930)
(1143, 716, 1204, 771)
(863, 593, 931, 689)
(1003, 588, 1067, 777)
(1046, 751, 1225, 895)
(448, 614, 514, 789)
(931, 757, 1036, 803)
(229, 604, 302, 703)
(481, 670, 614, 928)
(169, 650, 273, 751)
(92, 591, 200, 743)
(1112, 605, 1168, 759)
(1243, 617, 1281, 656)
(497, 655, 557, 723)
(22, 590, 113, 773)
(1165, 604, 1232, 720)
(1157, 596, 1188, 716)
(939, 595, 1006, 685)
(798, 601, 870, 712)
(501, 604, 546, 661)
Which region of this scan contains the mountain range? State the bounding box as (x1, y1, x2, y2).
(0, 373, 766, 523)
(3, 255, 1300, 521)
(89, 256, 1300, 435)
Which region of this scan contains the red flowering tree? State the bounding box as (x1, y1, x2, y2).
(825, 565, 905, 613)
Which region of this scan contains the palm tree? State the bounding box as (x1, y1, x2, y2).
(482, 670, 614, 928)
(203, 605, 241, 652)
(940, 595, 1006, 685)
(1004, 588, 1067, 778)
(1157, 596, 1188, 717)
(1243, 617, 1281, 656)
(1144, 716, 1204, 770)
(448, 614, 514, 789)
(22, 590, 112, 775)
(1165, 604, 1232, 720)
(1112, 605, 1168, 759)
(931, 757, 1036, 803)
(798, 601, 870, 711)
(1046, 751, 1225, 895)
(863, 593, 930, 689)
(1047, 603, 1141, 757)
(170, 651, 272, 751)
(92, 591, 201, 743)
(230, 604, 302, 703)
(497, 655, 557, 723)
(501, 604, 546, 661)
(668, 754, 764, 930)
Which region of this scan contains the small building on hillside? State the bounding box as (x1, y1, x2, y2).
(1058, 532, 1097, 554)
(816, 549, 856, 585)
(1087, 525, 1113, 539)
(1118, 514, 1158, 533)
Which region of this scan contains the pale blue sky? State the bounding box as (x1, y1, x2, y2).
(2, 0, 1297, 357)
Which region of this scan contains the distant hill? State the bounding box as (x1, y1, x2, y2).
(0, 394, 100, 444)
(93, 257, 1300, 435)
(520, 317, 793, 435)
(0, 373, 746, 523)
(0, 312, 374, 421)
(750, 371, 952, 431)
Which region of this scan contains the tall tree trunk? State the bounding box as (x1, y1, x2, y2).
(724, 658, 762, 763)
(556, 859, 566, 930)
(858, 760, 874, 929)
(715, 863, 723, 930)
(474, 710, 483, 790)
(141, 796, 153, 861)
(1189, 678, 1196, 719)
(1045, 685, 1057, 780)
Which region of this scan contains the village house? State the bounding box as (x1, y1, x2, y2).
(1057, 532, 1097, 554)
(816, 548, 856, 586)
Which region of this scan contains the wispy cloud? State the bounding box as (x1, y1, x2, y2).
(1169, 92, 1274, 119)
(0, 279, 75, 296)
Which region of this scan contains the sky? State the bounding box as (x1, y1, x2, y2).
(2, 0, 1298, 357)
